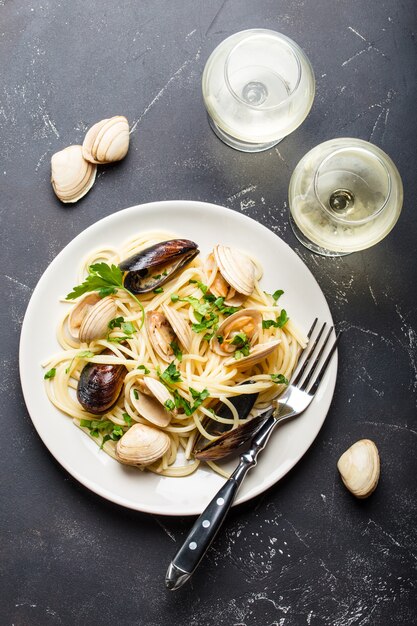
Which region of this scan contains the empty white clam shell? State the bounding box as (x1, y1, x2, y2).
(51, 145, 97, 203)
(82, 116, 130, 164)
(116, 423, 171, 466)
(337, 439, 380, 498)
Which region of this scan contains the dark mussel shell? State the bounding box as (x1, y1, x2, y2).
(194, 413, 270, 461)
(193, 384, 260, 461)
(119, 239, 199, 294)
(77, 350, 127, 414)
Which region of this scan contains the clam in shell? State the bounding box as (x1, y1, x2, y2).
(337, 439, 380, 498)
(211, 309, 262, 357)
(130, 376, 175, 428)
(205, 245, 256, 305)
(68, 293, 117, 343)
(224, 340, 281, 370)
(51, 145, 97, 203)
(146, 308, 192, 362)
(116, 423, 171, 466)
(82, 116, 130, 164)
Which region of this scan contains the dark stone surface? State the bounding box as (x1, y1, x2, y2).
(1, 1, 416, 624)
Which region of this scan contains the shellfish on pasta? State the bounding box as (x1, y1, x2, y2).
(204, 244, 257, 305)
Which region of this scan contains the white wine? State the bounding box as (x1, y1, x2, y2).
(289, 138, 403, 255)
(202, 30, 315, 152)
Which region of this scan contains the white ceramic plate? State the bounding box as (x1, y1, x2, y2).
(20, 201, 337, 516)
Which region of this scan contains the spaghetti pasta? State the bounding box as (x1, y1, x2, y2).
(43, 230, 307, 478)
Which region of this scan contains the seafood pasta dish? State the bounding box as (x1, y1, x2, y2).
(43, 231, 307, 478)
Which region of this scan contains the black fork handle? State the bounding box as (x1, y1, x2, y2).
(165, 410, 294, 591)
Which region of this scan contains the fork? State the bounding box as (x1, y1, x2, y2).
(165, 319, 340, 590)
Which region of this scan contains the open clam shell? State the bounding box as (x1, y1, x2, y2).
(82, 115, 130, 165)
(116, 423, 171, 466)
(68, 293, 117, 343)
(161, 304, 192, 352)
(337, 439, 380, 498)
(119, 239, 199, 294)
(210, 309, 262, 357)
(224, 340, 281, 370)
(130, 376, 174, 427)
(51, 145, 97, 203)
(146, 311, 177, 362)
(205, 245, 256, 305)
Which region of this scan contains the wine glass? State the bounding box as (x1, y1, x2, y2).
(202, 29, 315, 152)
(288, 138, 403, 256)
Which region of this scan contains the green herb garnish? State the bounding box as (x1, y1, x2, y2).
(170, 341, 183, 362)
(153, 287, 164, 294)
(164, 399, 175, 411)
(262, 309, 289, 329)
(271, 373, 289, 385)
(122, 412, 132, 427)
(273, 290, 284, 302)
(137, 364, 150, 374)
(173, 388, 209, 416)
(44, 368, 56, 380)
(158, 362, 182, 386)
(66, 262, 145, 328)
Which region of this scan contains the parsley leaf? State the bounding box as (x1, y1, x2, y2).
(262, 309, 289, 329)
(66, 263, 145, 328)
(271, 373, 289, 385)
(170, 340, 183, 362)
(44, 368, 56, 380)
(122, 412, 132, 427)
(137, 364, 150, 374)
(273, 290, 284, 302)
(164, 399, 175, 411)
(158, 362, 182, 386)
(173, 388, 209, 415)
(153, 287, 164, 294)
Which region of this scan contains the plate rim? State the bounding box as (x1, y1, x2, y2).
(19, 200, 337, 516)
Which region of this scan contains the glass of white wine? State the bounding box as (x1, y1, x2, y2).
(288, 138, 403, 256)
(202, 29, 315, 152)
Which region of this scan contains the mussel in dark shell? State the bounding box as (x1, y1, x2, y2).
(194, 413, 269, 461)
(77, 350, 127, 414)
(119, 239, 199, 293)
(193, 385, 262, 461)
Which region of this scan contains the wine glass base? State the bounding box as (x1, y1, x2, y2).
(208, 116, 282, 153)
(289, 213, 351, 257)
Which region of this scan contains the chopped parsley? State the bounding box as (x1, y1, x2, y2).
(271, 373, 289, 385)
(122, 412, 133, 427)
(137, 364, 150, 374)
(153, 287, 164, 294)
(164, 399, 176, 411)
(170, 340, 183, 362)
(79, 418, 124, 448)
(158, 362, 183, 386)
(66, 262, 145, 328)
(262, 309, 289, 329)
(44, 368, 56, 380)
(230, 332, 251, 359)
(173, 388, 209, 416)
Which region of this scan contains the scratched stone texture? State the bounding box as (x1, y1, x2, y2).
(1, 0, 416, 625)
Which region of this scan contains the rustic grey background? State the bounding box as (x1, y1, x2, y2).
(1, 0, 416, 625)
